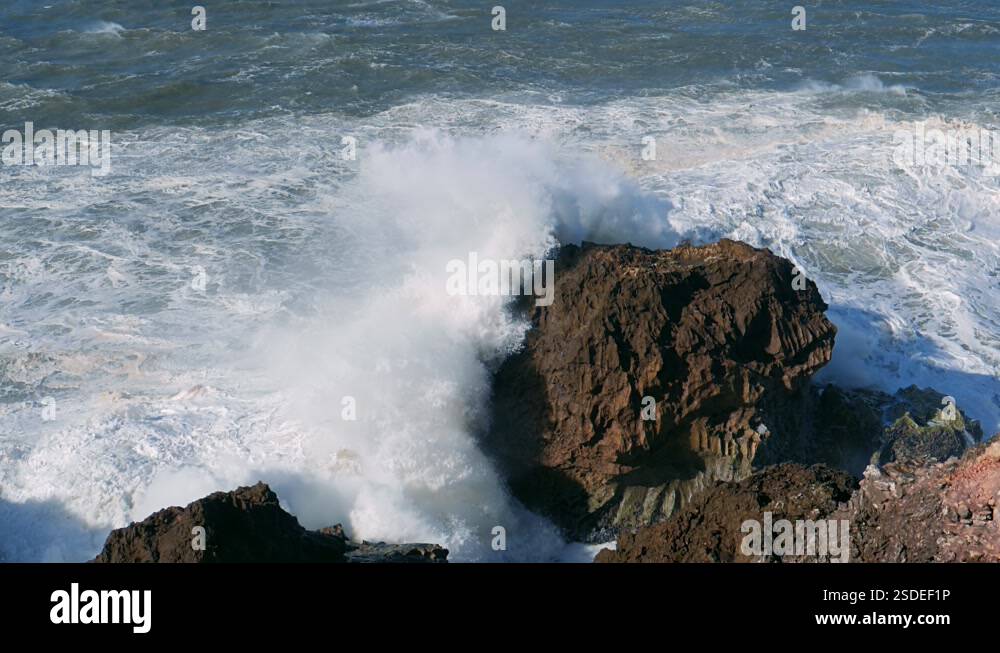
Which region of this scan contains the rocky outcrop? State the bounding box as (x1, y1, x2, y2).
(485, 239, 837, 539)
(93, 483, 346, 563)
(93, 483, 448, 563)
(597, 434, 1000, 564)
(833, 436, 1000, 562)
(874, 386, 982, 466)
(594, 464, 855, 563)
(591, 382, 988, 563)
(343, 541, 449, 563)
(756, 384, 983, 476)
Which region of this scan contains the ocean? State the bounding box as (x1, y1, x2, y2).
(1, 0, 998, 561)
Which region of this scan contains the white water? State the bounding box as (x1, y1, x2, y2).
(2, 83, 998, 561)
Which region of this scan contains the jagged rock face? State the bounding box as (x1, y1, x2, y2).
(485, 240, 836, 539)
(93, 483, 349, 563)
(594, 464, 855, 563)
(93, 483, 448, 563)
(835, 437, 1000, 562)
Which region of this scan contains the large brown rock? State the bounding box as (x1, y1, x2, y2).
(92, 482, 448, 563)
(485, 239, 836, 538)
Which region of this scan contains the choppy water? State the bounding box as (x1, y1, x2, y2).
(1, 1, 999, 561)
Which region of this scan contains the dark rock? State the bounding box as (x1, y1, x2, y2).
(344, 541, 448, 564)
(485, 239, 836, 539)
(753, 384, 884, 475)
(93, 482, 448, 563)
(757, 384, 982, 476)
(93, 482, 347, 563)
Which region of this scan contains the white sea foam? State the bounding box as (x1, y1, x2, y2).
(798, 73, 909, 96)
(236, 132, 683, 559)
(80, 21, 126, 36)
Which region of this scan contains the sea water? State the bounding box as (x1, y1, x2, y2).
(1, 1, 998, 561)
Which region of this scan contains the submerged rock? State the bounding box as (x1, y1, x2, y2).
(93, 483, 448, 563)
(485, 239, 836, 539)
